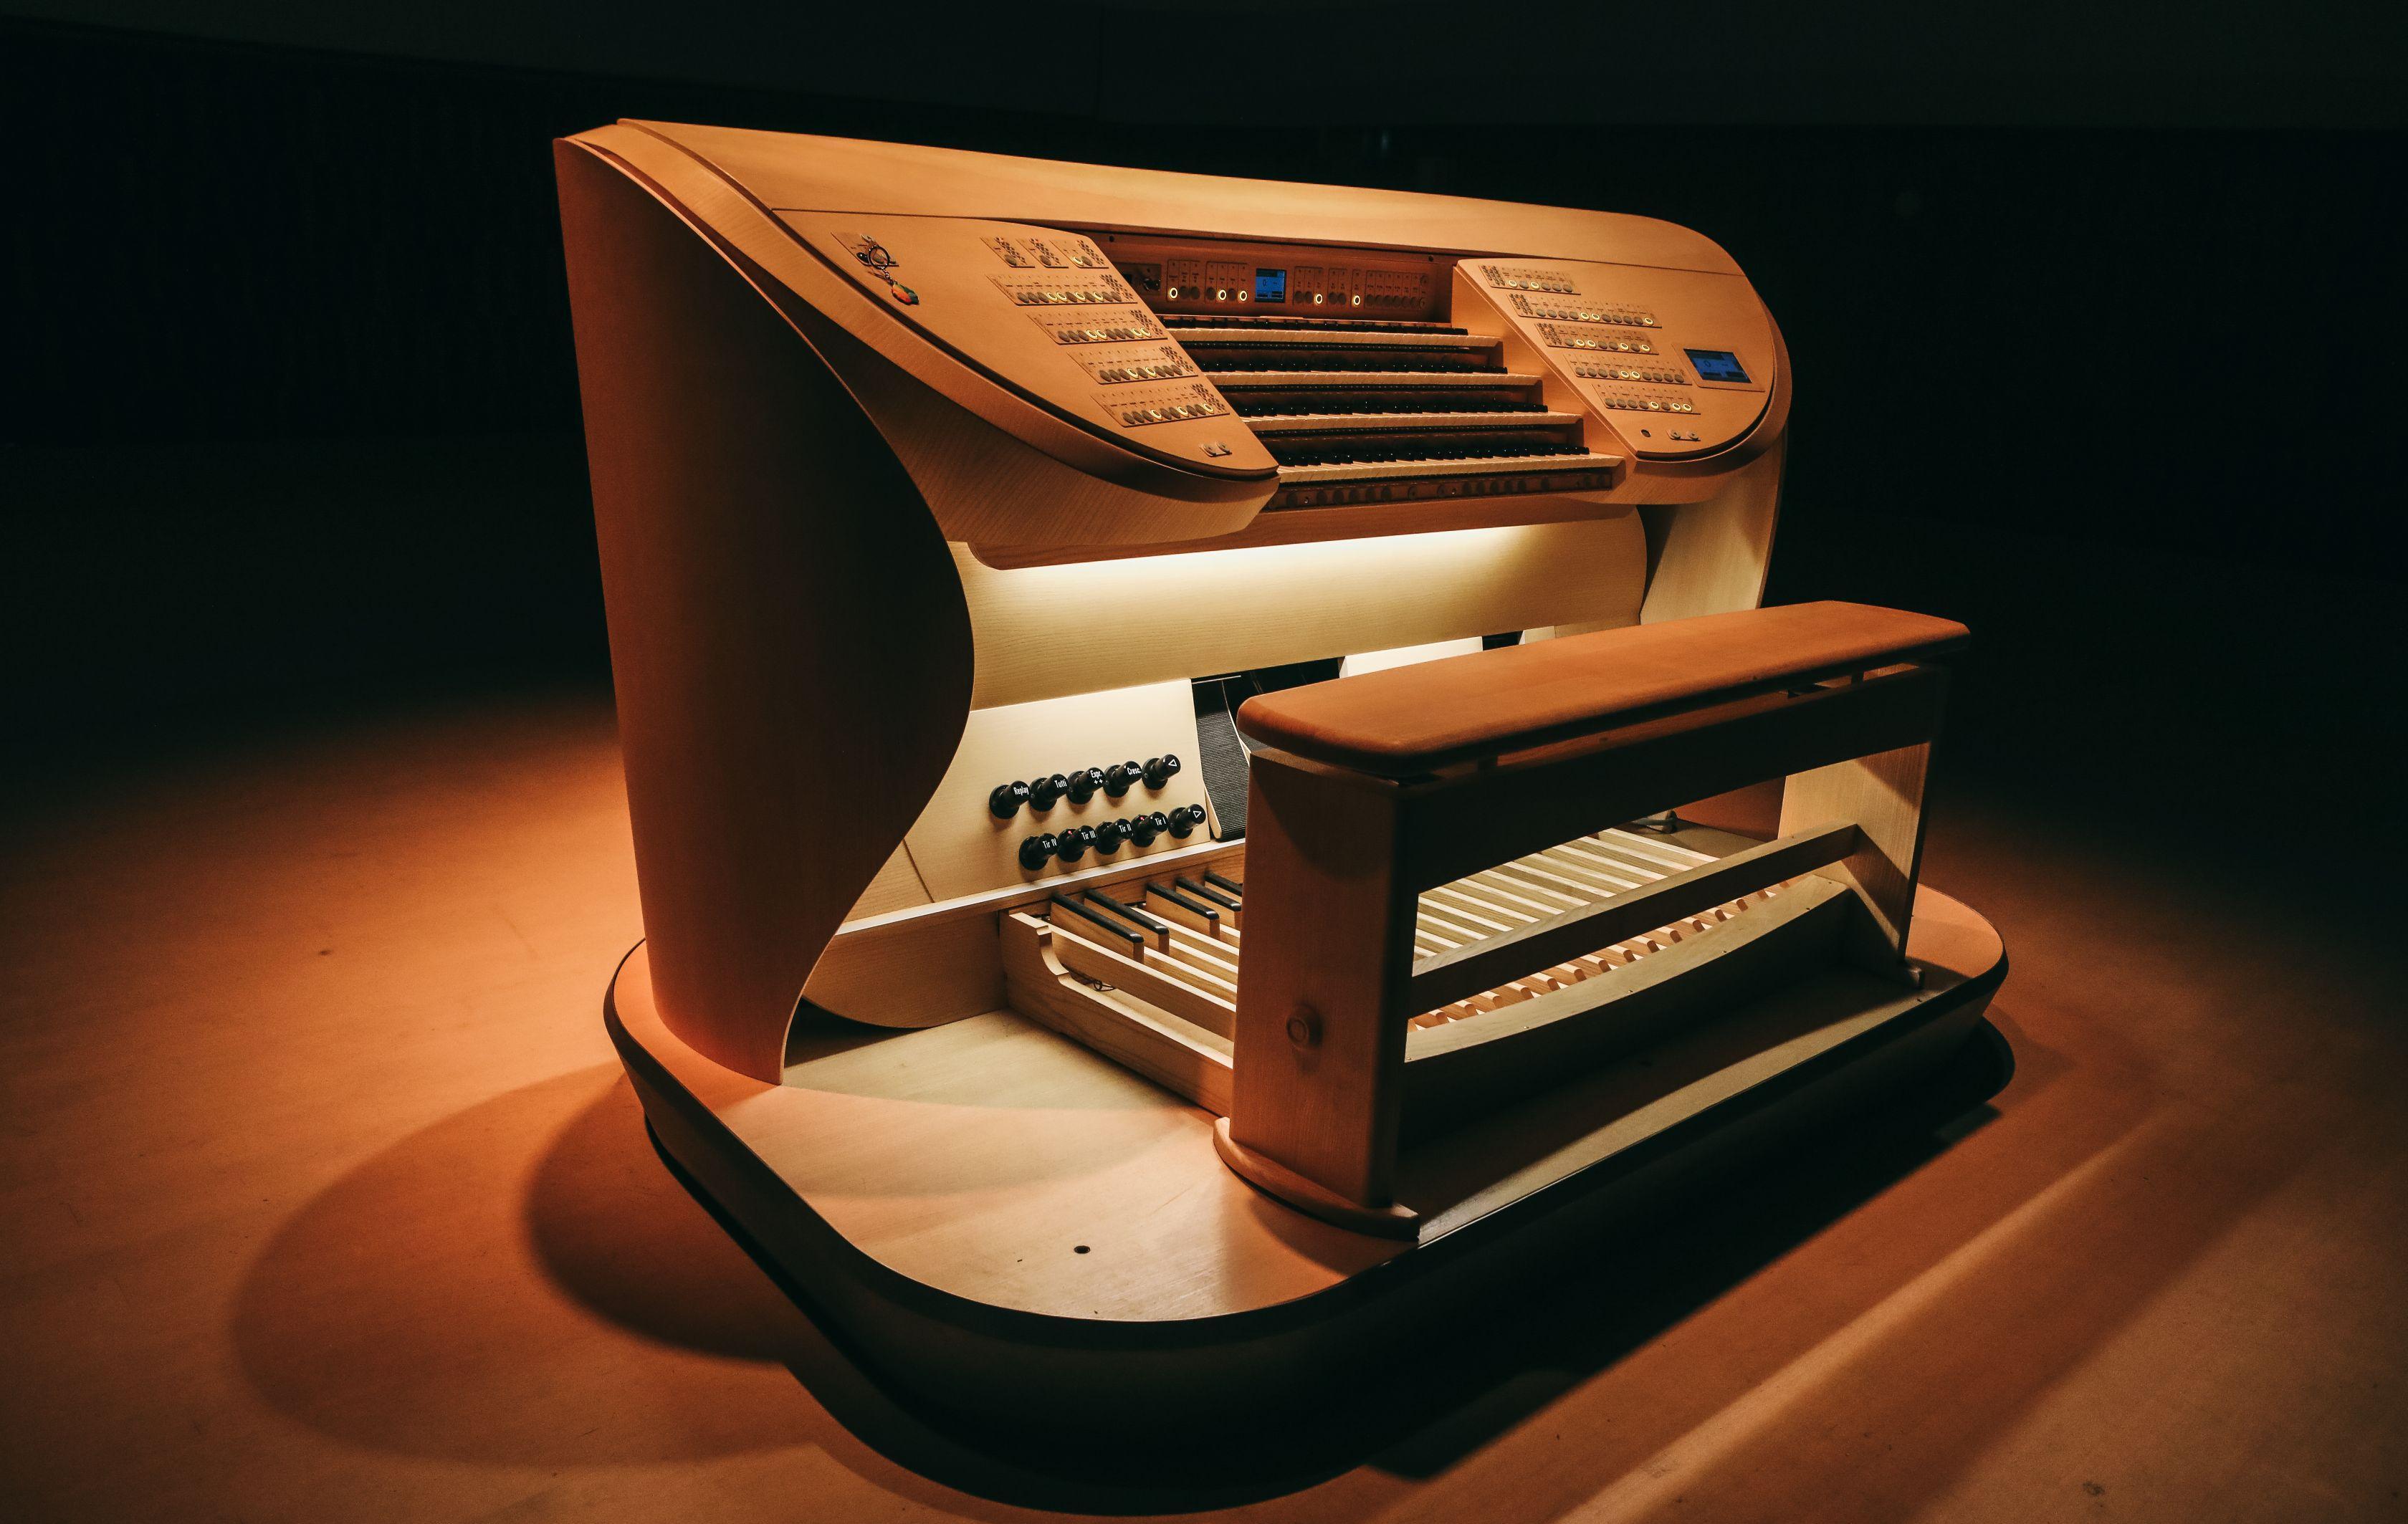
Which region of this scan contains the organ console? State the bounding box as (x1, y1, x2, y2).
(558, 121, 2008, 1422)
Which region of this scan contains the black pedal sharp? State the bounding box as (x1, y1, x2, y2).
(1082, 888, 1170, 939)
(1047, 892, 1143, 956)
(1177, 875, 1241, 911)
(1144, 883, 1219, 926)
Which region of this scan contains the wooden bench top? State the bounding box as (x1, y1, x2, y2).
(1235, 601, 1967, 777)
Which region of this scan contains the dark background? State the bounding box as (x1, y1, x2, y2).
(6, 6, 2405, 826)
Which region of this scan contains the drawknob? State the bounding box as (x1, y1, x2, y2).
(1167, 803, 1207, 838)
(989, 780, 1031, 818)
(1104, 760, 1142, 798)
(1065, 767, 1105, 805)
(1142, 754, 1182, 788)
(1028, 772, 1067, 810)
(1128, 811, 1165, 846)
(1018, 833, 1057, 871)
(1094, 818, 1128, 852)
(1054, 826, 1094, 863)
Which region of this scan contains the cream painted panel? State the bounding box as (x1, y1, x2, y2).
(960, 516, 1648, 709)
(1342, 638, 1484, 676)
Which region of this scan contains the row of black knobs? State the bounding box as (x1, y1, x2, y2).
(990, 755, 1182, 818)
(1019, 805, 1208, 870)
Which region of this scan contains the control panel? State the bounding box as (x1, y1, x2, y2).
(775, 211, 1272, 478)
(980, 232, 1109, 270)
(989, 752, 1199, 868)
(899, 681, 1221, 901)
(1453, 257, 1775, 461)
(1076, 343, 1199, 385)
(1572, 360, 1686, 386)
(1096, 232, 1448, 321)
(1507, 292, 1660, 330)
(993, 273, 1134, 308)
(1013, 802, 1211, 869)
(1026, 310, 1169, 345)
(1099, 380, 1232, 430)
(1473, 263, 1579, 295)
(1535, 322, 1661, 356)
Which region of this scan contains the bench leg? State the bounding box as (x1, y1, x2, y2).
(1226, 753, 1418, 1211)
(1779, 741, 1933, 969)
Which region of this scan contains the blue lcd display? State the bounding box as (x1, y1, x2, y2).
(1686, 348, 1749, 383)
(1253, 268, 1288, 304)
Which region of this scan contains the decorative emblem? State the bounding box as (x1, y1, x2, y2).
(841, 233, 918, 306)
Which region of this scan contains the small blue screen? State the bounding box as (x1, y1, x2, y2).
(1687, 348, 1749, 383)
(1253, 268, 1288, 304)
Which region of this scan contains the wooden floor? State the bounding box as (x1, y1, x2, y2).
(4, 683, 2404, 1520)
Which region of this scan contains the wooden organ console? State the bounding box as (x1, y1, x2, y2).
(557, 121, 2008, 1424)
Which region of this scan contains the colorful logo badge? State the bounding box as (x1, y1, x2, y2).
(842, 234, 919, 306)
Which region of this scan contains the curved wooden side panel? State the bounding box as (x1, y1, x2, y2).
(1638, 436, 1789, 626)
(557, 141, 974, 1081)
(578, 125, 1273, 552)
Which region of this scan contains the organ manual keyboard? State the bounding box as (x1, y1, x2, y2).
(557, 122, 2008, 1425)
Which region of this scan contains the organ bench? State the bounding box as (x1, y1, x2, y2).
(1215, 601, 1966, 1234)
(558, 121, 2010, 1427)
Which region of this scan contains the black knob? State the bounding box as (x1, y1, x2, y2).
(1128, 811, 1165, 846)
(1104, 760, 1143, 798)
(989, 780, 1031, 818)
(1167, 803, 1207, 839)
(1028, 772, 1066, 810)
(1054, 827, 1093, 863)
(1018, 833, 1057, 871)
(1142, 754, 1182, 788)
(1065, 767, 1105, 805)
(1094, 818, 1128, 852)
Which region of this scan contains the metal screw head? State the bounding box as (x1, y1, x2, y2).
(1286, 1008, 1321, 1048)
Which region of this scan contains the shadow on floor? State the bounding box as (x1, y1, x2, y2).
(228, 1064, 831, 1466)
